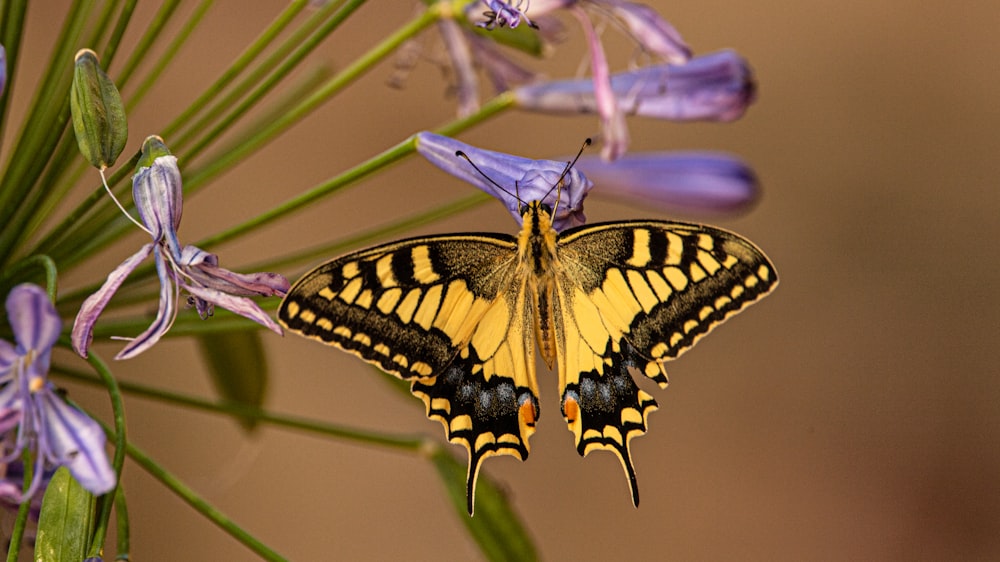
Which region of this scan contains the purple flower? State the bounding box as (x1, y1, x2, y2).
(0, 284, 115, 499)
(416, 132, 593, 231)
(72, 137, 289, 360)
(476, 0, 538, 29)
(515, 50, 756, 121)
(575, 152, 759, 214)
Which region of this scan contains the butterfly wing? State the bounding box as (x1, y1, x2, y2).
(553, 221, 778, 505)
(278, 234, 540, 514)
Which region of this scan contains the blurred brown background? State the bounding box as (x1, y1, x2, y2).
(10, 1, 1000, 560)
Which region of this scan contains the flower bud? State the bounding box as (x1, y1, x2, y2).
(70, 49, 127, 169)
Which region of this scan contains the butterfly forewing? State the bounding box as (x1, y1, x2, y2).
(280, 234, 518, 378)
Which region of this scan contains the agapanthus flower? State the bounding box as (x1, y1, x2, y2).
(515, 50, 755, 122)
(475, 0, 692, 159)
(0, 284, 115, 499)
(575, 151, 759, 214)
(72, 136, 289, 360)
(415, 132, 593, 231)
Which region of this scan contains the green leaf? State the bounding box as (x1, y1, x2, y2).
(70, 49, 128, 169)
(196, 330, 269, 432)
(430, 449, 538, 562)
(35, 467, 97, 562)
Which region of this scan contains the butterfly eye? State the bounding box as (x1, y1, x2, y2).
(518, 203, 530, 216)
(539, 203, 552, 215)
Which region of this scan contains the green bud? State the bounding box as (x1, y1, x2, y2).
(70, 48, 128, 169)
(136, 135, 172, 170)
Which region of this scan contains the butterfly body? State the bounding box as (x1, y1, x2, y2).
(279, 201, 777, 514)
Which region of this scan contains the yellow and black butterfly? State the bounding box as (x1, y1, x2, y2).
(278, 199, 776, 514)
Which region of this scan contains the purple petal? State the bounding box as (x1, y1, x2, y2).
(72, 244, 153, 357)
(0, 339, 16, 378)
(177, 245, 289, 297)
(514, 50, 755, 122)
(467, 32, 539, 93)
(603, 0, 690, 63)
(37, 387, 115, 495)
(133, 153, 183, 247)
(0, 45, 6, 99)
(181, 283, 284, 335)
(115, 247, 177, 360)
(5, 285, 61, 354)
(416, 132, 593, 230)
(576, 152, 759, 214)
(437, 19, 480, 118)
(0, 382, 23, 435)
(569, 4, 628, 160)
(614, 50, 756, 121)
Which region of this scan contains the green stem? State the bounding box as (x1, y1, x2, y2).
(114, 431, 288, 562)
(166, 0, 318, 149)
(197, 91, 514, 250)
(0, 0, 92, 264)
(0, 254, 58, 301)
(0, 0, 29, 146)
(114, 486, 131, 560)
(77, 347, 128, 559)
(54, 365, 426, 452)
(123, 0, 213, 111)
(5, 451, 33, 562)
(182, 0, 420, 192)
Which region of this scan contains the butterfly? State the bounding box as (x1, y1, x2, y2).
(278, 199, 777, 514)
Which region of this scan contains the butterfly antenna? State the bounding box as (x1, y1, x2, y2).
(455, 150, 526, 208)
(545, 138, 592, 219)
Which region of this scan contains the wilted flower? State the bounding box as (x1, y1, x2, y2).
(515, 50, 756, 122)
(0, 284, 115, 499)
(72, 137, 289, 360)
(415, 132, 593, 231)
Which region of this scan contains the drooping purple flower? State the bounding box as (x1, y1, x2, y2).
(416, 132, 593, 231)
(575, 151, 760, 214)
(72, 136, 289, 360)
(515, 50, 756, 122)
(0, 284, 115, 499)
